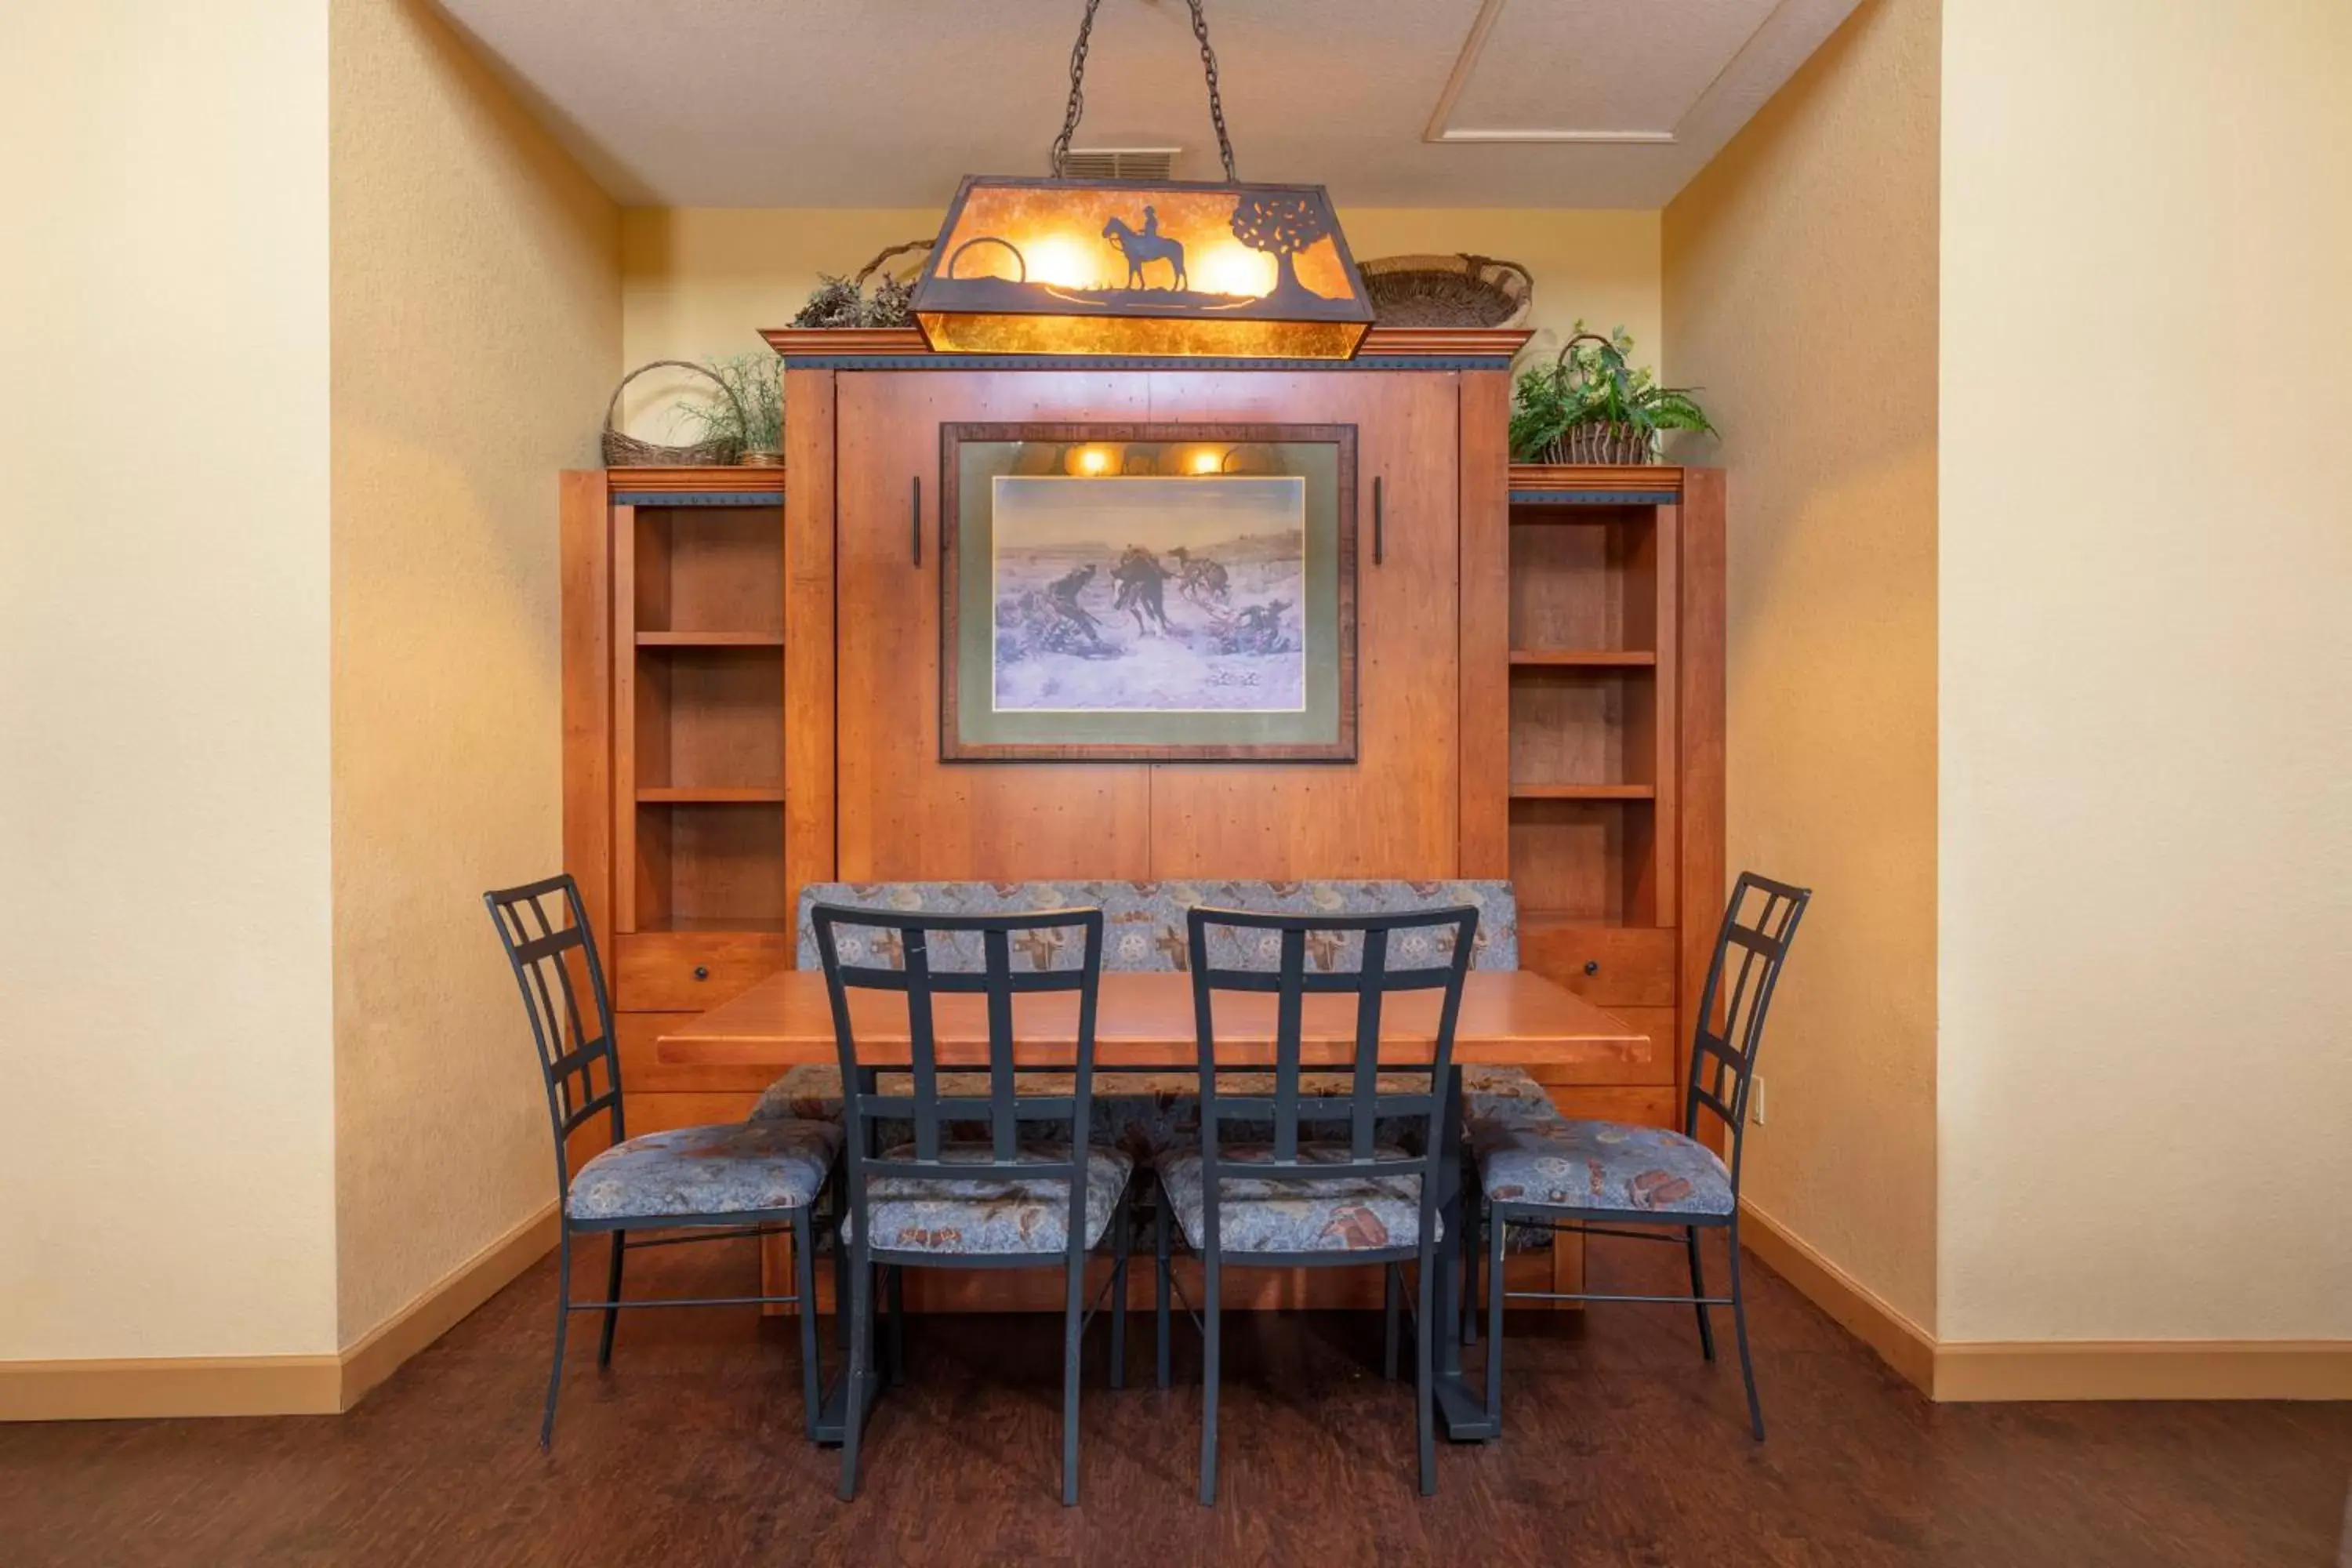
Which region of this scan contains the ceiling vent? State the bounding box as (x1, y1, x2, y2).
(1058, 147, 1180, 181)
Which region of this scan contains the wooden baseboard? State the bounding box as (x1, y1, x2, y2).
(0, 1203, 559, 1422)
(1737, 1200, 1937, 1392)
(0, 1355, 345, 1421)
(1934, 1339, 2352, 1402)
(337, 1201, 561, 1410)
(1739, 1201, 2352, 1403)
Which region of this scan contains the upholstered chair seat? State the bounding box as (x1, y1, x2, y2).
(1475, 1119, 1734, 1218)
(843, 1142, 1134, 1256)
(566, 1120, 842, 1224)
(1157, 1142, 1440, 1256)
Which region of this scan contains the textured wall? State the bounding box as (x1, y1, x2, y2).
(0, 3, 339, 1358)
(1663, 0, 1941, 1334)
(615, 205, 1662, 428)
(329, 0, 619, 1345)
(1937, 0, 2352, 1341)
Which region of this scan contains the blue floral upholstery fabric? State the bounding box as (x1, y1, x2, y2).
(844, 1142, 1134, 1256)
(753, 1065, 1197, 1164)
(755, 1063, 1468, 1162)
(1475, 1119, 1733, 1218)
(1460, 1064, 1555, 1127)
(797, 880, 1519, 974)
(566, 1120, 839, 1223)
(1160, 1144, 1439, 1254)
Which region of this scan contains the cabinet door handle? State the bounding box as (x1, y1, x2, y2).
(692, 965, 710, 981)
(1373, 475, 1385, 565)
(1583, 960, 1600, 976)
(910, 476, 922, 566)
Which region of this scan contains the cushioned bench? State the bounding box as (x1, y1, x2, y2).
(750, 879, 1559, 1163)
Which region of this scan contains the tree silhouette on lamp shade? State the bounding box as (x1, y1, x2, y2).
(1229, 192, 1333, 307)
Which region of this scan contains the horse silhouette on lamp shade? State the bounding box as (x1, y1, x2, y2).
(1102, 207, 1187, 292)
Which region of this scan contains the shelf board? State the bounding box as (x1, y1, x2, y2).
(1507, 782, 1657, 801)
(1508, 463, 1683, 507)
(1508, 649, 1657, 668)
(635, 630, 786, 648)
(636, 786, 786, 804)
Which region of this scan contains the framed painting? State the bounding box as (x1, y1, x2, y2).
(940, 422, 1357, 760)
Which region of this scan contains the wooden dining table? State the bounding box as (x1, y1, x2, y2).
(657, 968, 1651, 1443)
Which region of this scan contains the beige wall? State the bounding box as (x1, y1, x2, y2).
(0, 5, 339, 1357)
(1662, 0, 1942, 1335)
(329, 0, 620, 1345)
(1937, 0, 2352, 1342)
(615, 205, 1661, 426)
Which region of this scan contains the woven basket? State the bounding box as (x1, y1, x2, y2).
(1541, 423, 1653, 466)
(1359, 253, 1533, 329)
(1537, 332, 1657, 465)
(602, 360, 744, 467)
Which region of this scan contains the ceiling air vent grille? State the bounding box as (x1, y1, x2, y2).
(1059, 147, 1179, 181)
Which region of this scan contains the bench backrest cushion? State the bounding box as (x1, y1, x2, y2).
(797, 880, 1519, 975)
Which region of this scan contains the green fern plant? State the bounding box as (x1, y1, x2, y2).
(669, 353, 785, 457)
(1508, 322, 1716, 463)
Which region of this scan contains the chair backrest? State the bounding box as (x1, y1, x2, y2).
(811, 904, 1106, 1250)
(796, 880, 1522, 972)
(1686, 872, 1811, 1190)
(484, 874, 623, 1192)
(1185, 905, 1478, 1254)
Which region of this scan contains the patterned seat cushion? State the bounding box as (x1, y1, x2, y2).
(1159, 1144, 1439, 1254)
(797, 880, 1519, 973)
(567, 1120, 839, 1223)
(1475, 1119, 1733, 1218)
(756, 1064, 1465, 1160)
(1460, 1064, 1558, 1127)
(844, 1141, 1134, 1256)
(753, 1064, 1198, 1163)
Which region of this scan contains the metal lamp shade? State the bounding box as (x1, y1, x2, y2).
(910, 176, 1374, 359)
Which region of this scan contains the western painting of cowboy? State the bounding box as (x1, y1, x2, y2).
(988, 473, 1307, 715)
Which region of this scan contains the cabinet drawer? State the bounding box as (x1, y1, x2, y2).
(1520, 924, 1678, 1007)
(613, 931, 792, 1013)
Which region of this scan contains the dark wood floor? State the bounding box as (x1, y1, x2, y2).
(5, 1236, 2346, 1567)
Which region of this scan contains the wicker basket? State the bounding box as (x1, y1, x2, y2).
(1359, 253, 1533, 329)
(1536, 332, 1657, 465)
(1541, 423, 1654, 466)
(601, 360, 744, 467)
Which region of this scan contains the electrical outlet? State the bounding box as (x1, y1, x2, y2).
(1749, 1077, 1768, 1127)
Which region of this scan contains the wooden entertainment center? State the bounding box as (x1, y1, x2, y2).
(560, 326, 1724, 1305)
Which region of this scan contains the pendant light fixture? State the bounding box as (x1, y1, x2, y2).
(909, 0, 1374, 360)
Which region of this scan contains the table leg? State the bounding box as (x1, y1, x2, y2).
(1429, 1062, 1499, 1441)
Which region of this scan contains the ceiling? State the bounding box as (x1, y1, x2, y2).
(433, 0, 1861, 209)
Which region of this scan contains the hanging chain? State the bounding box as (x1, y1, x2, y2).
(1049, 0, 1239, 183)
(1049, 0, 1103, 177)
(1188, 0, 1238, 183)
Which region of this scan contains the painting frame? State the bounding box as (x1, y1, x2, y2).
(939, 422, 1358, 762)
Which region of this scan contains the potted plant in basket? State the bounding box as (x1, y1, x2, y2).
(671, 353, 786, 466)
(1508, 323, 1715, 464)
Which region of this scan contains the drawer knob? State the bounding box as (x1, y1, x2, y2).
(692, 965, 710, 981)
(1583, 960, 1600, 976)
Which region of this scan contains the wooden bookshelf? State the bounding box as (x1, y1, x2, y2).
(1485, 463, 1724, 1162)
(564, 466, 797, 1088)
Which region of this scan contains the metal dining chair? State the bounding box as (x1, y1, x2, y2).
(484, 874, 839, 1447)
(812, 902, 1141, 1506)
(1155, 904, 1479, 1503)
(1472, 872, 1810, 1439)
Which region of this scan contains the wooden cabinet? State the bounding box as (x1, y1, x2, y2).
(563, 467, 792, 1127)
(1471, 465, 1727, 1152)
(563, 332, 1727, 1309)
(820, 366, 1468, 885)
